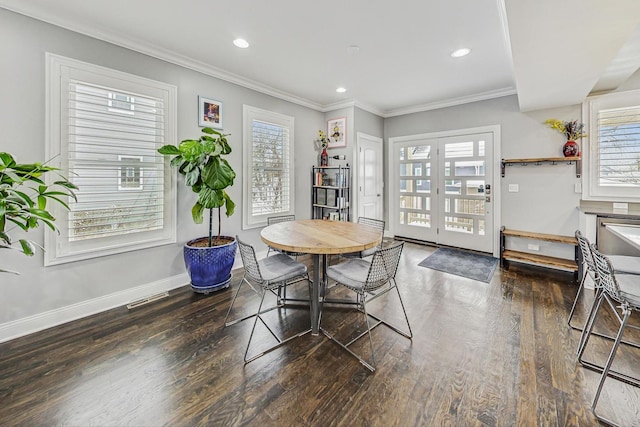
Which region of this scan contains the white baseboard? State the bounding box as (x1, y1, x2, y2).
(0, 273, 189, 344)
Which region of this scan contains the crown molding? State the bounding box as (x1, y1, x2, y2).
(319, 100, 386, 118)
(383, 87, 517, 118)
(320, 100, 357, 113)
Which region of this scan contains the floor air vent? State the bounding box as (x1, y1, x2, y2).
(126, 292, 169, 310)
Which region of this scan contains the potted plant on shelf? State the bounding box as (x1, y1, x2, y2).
(0, 152, 77, 275)
(158, 127, 237, 293)
(545, 119, 586, 157)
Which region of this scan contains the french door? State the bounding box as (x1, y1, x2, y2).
(393, 131, 494, 253)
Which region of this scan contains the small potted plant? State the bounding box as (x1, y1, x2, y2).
(0, 152, 77, 274)
(315, 130, 330, 166)
(158, 127, 237, 293)
(545, 119, 586, 157)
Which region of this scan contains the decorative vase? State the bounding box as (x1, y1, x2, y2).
(563, 140, 580, 157)
(320, 147, 328, 166)
(183, 236, 237, 293)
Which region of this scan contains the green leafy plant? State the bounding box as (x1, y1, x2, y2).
(0, 152, 77, 274)
(158, 127, 236, 247)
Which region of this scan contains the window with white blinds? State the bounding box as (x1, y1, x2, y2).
(45, 54, 177, 265)
(583, 89, 640, 201)
(242, 105, 295, 228)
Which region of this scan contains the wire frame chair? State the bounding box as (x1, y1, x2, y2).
(266, 215, 306, 258)
(571, 230, 640, 356)
(570, 231, 599, 347)
(577, 244, 640, 426)
(341, 217, 385, 259)
(224, 236, 312, 364)
(265, 215, 307, 303)
(322, 241, 412, 371)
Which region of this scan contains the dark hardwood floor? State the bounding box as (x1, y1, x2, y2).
(1, 242, 639, 426)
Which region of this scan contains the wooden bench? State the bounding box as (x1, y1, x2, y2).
(500, 227, 580, 281)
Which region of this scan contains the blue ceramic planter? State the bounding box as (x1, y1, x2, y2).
(184, 236, 237, 294)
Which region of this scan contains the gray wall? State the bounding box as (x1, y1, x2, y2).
(354, 107, 384, 139)
(0, 9, 323, 325)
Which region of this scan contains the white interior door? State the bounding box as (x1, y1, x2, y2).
(392, 131, 495, 253)
(357, 133, 383, 221)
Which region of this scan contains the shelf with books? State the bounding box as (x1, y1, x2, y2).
(311, 165, 350, 221)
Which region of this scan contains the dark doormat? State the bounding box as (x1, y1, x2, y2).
(418, 247, 498, 283)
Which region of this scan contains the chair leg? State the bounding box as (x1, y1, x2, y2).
(394, 283, 413, 339)
(244, 284, 313, 364)
(361, 282, 413, 339)
(244, 289, 269, 363)
(361, 298, 377, 371)
(224, 275, 248, 327)
(577, 292, 604, 364)
(567, 270, 587, 328)
(576, 288, 603, 356)
(591, 310, 631, 425)
(575, 287, 640, 357)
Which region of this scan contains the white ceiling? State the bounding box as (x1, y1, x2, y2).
(1, 0, 639, 116)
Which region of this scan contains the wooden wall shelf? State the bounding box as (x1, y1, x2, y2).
(500, 227, 580, 281)
(501, 157, 581, 178)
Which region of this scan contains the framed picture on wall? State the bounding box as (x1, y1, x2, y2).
(327, 117, 346, 148)
(198, 96, 223, 129)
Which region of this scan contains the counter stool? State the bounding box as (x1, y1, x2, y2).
(577, 244, 640, 426)
(569, 230, 640, 355)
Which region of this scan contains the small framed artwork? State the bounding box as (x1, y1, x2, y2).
(327, 117, 346, 148)
(198, 96, 223, 129)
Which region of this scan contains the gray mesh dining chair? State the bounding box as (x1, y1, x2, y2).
(577, 244, 640, 426)
(265, 215, 308, 304)
(341, 217, 385, 258)
(321, 241, 412, 371)
(224, 236, 312, 364)
(266, 215, 306, 258)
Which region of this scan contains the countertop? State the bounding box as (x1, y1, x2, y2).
(579, 202, 640, 219)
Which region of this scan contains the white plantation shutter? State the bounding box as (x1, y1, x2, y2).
(45, 55, 177, 265)
(243, 106, 295, 228)
(68, 82, 166, 240)
(584, 89, 640, 201)
(596, 106, 640, 186)
(250, 120, 291, 215)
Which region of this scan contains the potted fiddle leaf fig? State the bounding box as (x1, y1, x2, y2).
(158, 127, 237, 293)
(0, 152, 77, 275)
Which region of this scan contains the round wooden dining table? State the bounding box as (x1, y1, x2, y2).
(261, 219, 382, 335)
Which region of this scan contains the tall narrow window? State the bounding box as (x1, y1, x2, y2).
(242, 105, 294, 228)
(583, 89, 640, 201)
(45, 54, 177, 265)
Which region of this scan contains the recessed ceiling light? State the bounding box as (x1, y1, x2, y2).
(336, 87, 347, 93)
(451, 48, 471, 58)
(233, 38, 249, 48)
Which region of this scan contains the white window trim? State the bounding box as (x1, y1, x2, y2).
(242, 105, 295, 229)
(582, 89, 640, 202)
(45, 53, 177, 265)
